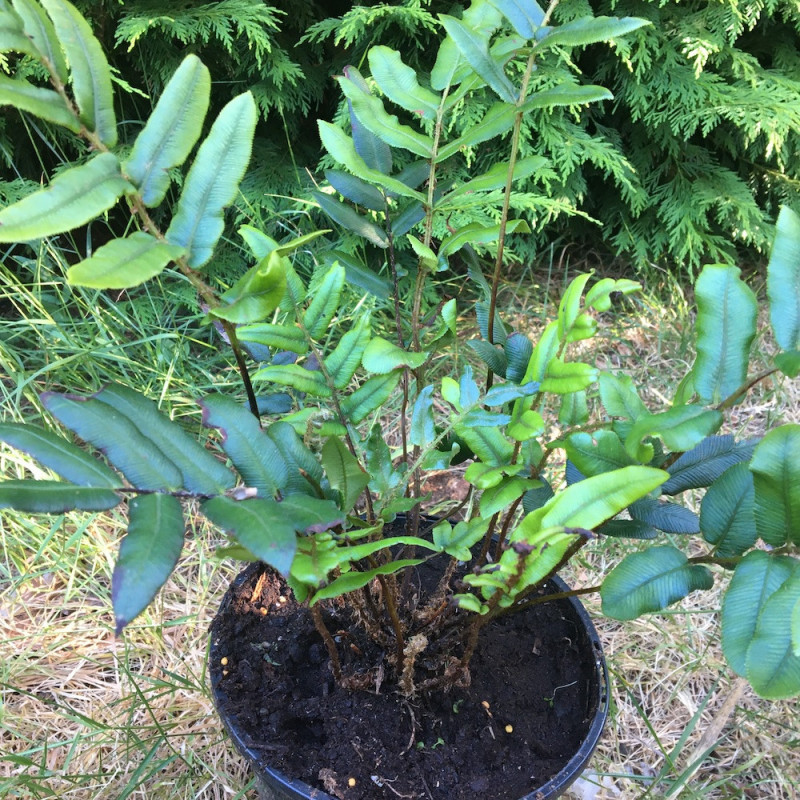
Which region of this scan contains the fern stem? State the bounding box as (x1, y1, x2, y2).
(311, 604, 342, 682)
(220, 320, 260, 416)
(124, 196, 260, 417)
(498, 584, 600, 617)
(385, 205, 410, 470)
(412, 84, 450, 352)
(486, 0, 561, 387)
(716, 367, 780, 411)
(377, 573, 406, 669)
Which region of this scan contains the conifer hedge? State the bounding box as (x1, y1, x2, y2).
(1, 0, 798, 273)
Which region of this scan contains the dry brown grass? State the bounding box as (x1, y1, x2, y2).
(0, 514, 257, 798)
(1, 276, 798, 799)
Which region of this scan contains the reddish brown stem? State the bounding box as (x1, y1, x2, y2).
(311, 604, 342, 682)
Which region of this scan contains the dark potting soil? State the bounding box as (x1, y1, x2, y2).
(210, 560, 603, 800)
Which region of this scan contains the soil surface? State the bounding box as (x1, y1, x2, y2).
(210, 559, 604, 800)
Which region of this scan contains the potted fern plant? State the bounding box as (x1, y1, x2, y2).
(1, 1, 799, 798)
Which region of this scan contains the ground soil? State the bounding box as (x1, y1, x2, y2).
(209, 557, 605, 800)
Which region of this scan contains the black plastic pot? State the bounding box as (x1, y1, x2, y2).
(210, 561, 608, 800)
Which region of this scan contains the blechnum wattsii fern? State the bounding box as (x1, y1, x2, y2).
(81, 0, 337, 227)
(2, 0, 800, 710)
(307, 2, 638, 274)
(304, 1, 623, 266)
(0, 0, 306, 417)
(311, 0, 800, 272)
